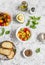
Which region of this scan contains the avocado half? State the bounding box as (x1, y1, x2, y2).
(16, 13, 24, 23)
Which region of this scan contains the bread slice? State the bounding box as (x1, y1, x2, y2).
(7, 50, 15, 59)
(2, 41, 13, 49)
(0, 48, 11, 56)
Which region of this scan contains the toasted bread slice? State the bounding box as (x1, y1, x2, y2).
(7, 50, 15, 59)
(2, 41, 13, 49)
(0, 48, 11, 56)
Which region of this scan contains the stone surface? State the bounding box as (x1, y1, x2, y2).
(0, 0, 45, 65)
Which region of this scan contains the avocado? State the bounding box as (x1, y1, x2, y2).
(16, 13, 24, 23)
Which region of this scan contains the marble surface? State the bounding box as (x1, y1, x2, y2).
(0, 0, 45, 65)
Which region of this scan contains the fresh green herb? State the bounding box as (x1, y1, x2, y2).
(26, 16, 41, 29)
(0, 28, 5, 36)
(26, 20, 30, 26)
(35, 48, 40, 53)
(30, 16, 35, 19)
(36, 17, 41, 20)
(0, 28, 10, 36)
(30, 25, 36, 29)
(32, 21, 39, 25)
(5, 30, 10, 34)
(30, 16, 41, 20)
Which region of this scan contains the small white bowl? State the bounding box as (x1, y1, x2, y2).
(16, 26, 32, 43)
(23, 48, 32, 58)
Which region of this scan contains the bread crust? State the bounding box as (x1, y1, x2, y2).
(0, 48, 11, 56)
(7, 50, 14, 59)
(1, 41, 15, 49)
(0, 41, 16, 60)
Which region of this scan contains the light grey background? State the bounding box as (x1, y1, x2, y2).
(0, 0, 45, 65)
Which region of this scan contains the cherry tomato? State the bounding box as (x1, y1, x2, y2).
(24, 28, 30, 32)
(8, 15, 11, 19)
(22, 38, 25, 41)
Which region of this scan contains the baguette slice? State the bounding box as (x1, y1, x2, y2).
(7, 50, 15, 59)
(0, 48, 11, 56)
(2, 41, 13, 49)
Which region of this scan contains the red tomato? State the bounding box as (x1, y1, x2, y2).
(0, 23, 2, 26)
(0, 13, 11, 26)
(24, 28, 30, 32)
(26, 35, 29, 38)
(22, 38, 25, 41)
(8, 15, 11, 19)
(4, 19, 6, 23)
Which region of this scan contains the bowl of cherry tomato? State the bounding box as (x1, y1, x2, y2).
(0, 12, 11, 26)
(16, 26, 31, 42)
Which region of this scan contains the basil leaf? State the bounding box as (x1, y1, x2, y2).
(0, 28, 5, 36)
(30, 25, 36, 29)
(5, 30, 10, 34)
(30, 16, 41, 20)
(36, 17, 41, 20)
(30, 16, 36, 19)
(35, 48, 40, 53)
(32, 21, 39, 25)
(26, 20, 30, 26)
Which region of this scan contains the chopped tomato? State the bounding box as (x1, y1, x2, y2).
(22, 38, 25, 41)
(19, 35, 22, 39)
(0, 23, 3, 26)
(0, 20, 3, 23)
(7, 15, 11, 19)
(24, 28, 30, 32)
(17, 28, 31, 41)
(0, 13, 11, 26)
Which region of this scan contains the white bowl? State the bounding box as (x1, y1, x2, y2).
(16, 26, 32, 43)
(23, 48, 32, 58)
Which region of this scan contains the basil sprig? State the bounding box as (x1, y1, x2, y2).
(26, 16, 41, 29)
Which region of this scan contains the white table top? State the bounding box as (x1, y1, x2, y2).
(0, 0, 45, 65)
